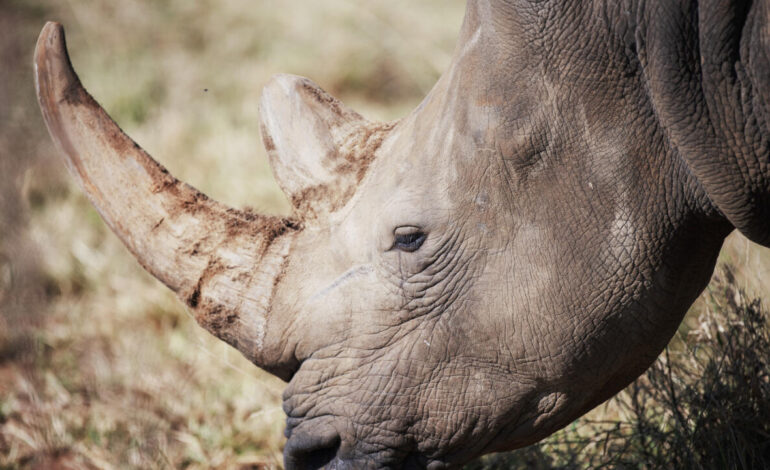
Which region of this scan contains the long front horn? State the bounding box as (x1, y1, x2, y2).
(35, 22, 300, 374)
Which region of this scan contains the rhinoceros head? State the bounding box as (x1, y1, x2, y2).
(35, 0, 770, 467)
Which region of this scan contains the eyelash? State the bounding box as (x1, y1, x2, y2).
(394, 231, 427, 252)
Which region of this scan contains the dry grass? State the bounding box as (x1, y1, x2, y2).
(1, 1, 769, 469)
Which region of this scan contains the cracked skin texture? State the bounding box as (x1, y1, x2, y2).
(35, 0, 770, 468)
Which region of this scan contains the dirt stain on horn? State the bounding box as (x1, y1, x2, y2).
(61, 80, 91, 107)
(261, 127, 277, 152)
(291, 121, 398, 220)
(299, 80, 345, 117)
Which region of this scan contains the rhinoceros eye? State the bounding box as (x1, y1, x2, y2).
(393, 226, 426, 252)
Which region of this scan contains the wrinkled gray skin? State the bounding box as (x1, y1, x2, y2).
(34, 0, 770, 468)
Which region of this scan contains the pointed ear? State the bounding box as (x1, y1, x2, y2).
(259, 74, 371, 219)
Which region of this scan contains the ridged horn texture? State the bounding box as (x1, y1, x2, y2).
(259, 74, 396, 221)
(34, 22, 300, 370)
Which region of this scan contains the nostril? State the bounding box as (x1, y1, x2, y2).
(284, 428, 341, 470)
(285, 416, 302, 438)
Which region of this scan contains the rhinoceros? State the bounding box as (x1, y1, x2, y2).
(34, 0, 770, 467)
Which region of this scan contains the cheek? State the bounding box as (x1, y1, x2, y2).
(289, 266, 414, 360)
(285, 319, 539, 462)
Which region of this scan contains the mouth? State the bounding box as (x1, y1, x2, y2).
(283, 415, 449, 470)
(284, 431, 341, 470)
(283, 413, 343, 470)
(281, 384, 446, 469)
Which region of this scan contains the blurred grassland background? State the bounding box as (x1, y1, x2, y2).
(0, 1, 768, 468)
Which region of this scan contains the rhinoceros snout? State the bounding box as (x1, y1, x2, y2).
(283, 421, 342, 470)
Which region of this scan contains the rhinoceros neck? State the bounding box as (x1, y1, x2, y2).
(634, 0, 770, 247)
